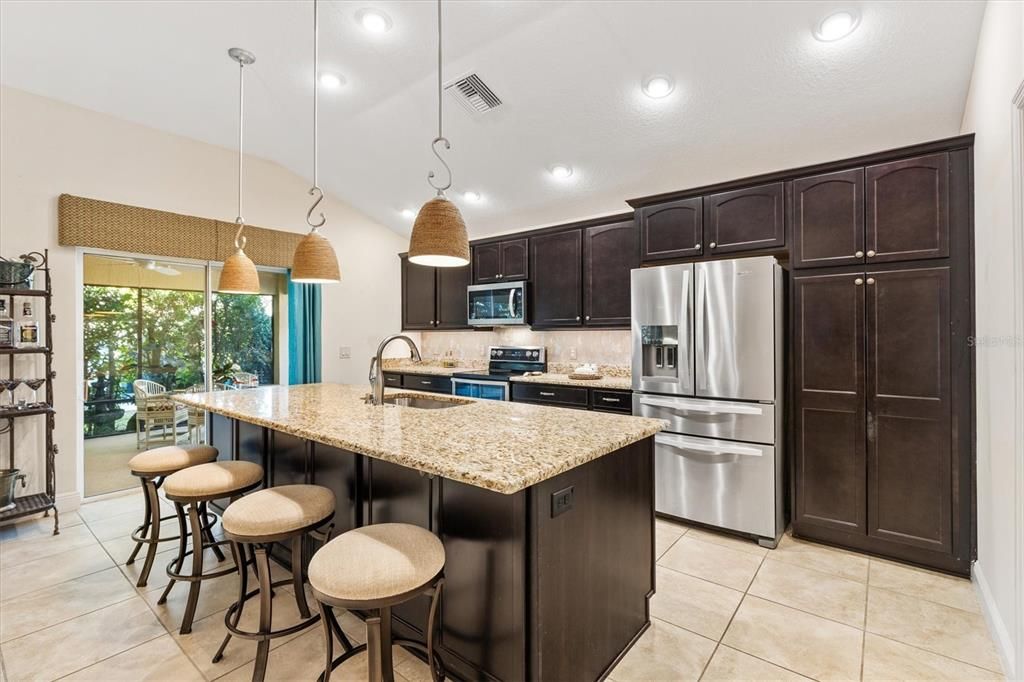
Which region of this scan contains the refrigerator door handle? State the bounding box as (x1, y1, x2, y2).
(694, 266, 708, 392)
(639, 396, 763, 415)
(656, 433, 763, 457)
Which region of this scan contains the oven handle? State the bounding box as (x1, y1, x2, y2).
(638, 395, 763, 415)
(656, 433, 762, 457)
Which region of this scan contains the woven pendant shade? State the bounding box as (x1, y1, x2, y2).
(408, 196, 470, 267)
(218, 248, 260, 293)
(291, 230, 341, 283)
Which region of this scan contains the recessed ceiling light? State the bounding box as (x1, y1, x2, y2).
(642, 75, 674, 99)
(814, 10, 860, 41)
(319, 72, 344, 89)
(463, 191, 483, 203)
(401, 209, 416, 219)
(550, 165, 574, 180)
(356, 8, 392, 34)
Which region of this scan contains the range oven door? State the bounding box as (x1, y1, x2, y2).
(654, 432, 777, 539)
(452, 378, 509, 401)
(467, 282, 527, 326)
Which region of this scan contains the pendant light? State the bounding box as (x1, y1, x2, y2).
(407, 0, 470, 267)
(292, 0, 342, 283)
(218, 47, 261, 294)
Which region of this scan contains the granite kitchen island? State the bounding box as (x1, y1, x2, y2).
(175, 384, 664, 682)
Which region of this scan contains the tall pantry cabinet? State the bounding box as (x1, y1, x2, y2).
(789, 143, 974, 575)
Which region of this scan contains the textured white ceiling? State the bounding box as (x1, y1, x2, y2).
(0, 1, 984, 238)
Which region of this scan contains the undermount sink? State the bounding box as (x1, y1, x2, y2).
(379, 395, 470, 409)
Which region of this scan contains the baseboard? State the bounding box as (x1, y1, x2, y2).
(56, 491, 81, 513)
(973, 560, 1016, 679)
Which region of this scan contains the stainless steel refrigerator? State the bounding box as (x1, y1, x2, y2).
(631, 256, 784, 548)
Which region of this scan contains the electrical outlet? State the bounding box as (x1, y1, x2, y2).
(551, 486, 574, 518)
(569, 347, 577, 361)
(338, 346, 351, 359)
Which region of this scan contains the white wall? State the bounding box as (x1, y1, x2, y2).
(959, 1, 1024, 677)
(0, 86, 409, 509)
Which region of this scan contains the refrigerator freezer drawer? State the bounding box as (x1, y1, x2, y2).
(655, 432, 777, 540)
(634, 393, 775, 445)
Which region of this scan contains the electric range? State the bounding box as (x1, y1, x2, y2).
(451, 346, 546, 401)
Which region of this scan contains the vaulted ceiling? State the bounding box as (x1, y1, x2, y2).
(0, 1, 985, 238)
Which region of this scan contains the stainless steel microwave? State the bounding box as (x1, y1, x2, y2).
(467, 281, 527, 326)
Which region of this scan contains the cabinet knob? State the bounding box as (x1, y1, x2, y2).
(866, 277, 876, 285)
(866, 250, 876, 258)
(854, 278, 864, 286)
(709, 242, 717, 249)
(585, 315, 591, 321)
(497, 273, 503, 279)
(575, 316, 581, 321)
(855, 250, 864, 258)
(695, 243, 701, 249)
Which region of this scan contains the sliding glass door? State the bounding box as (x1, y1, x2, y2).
(82, 253, 285, 497)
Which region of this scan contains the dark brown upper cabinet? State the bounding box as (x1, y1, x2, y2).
(639, 198, 702, 262)
(401, 255, 470, 330)
(866, 265, 951, 553)
(472, 238, 529, 283)
(789, 168, 865, 269)
(792, 270, 867, 536)
(866, 152, 950, 263)
(583, 220, 637, 327)
(530, 229, 583, 328)
(703, 182, 785, 255)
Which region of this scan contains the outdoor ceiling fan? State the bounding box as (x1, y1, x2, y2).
(98, 255, 181, 276)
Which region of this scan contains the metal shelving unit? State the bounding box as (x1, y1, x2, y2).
(0, 250, 58, 534)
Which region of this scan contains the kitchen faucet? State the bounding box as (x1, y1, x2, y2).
(368, 334, 422, 405)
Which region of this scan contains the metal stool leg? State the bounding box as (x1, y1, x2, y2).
(291, 535, 311, 618)
(126, 477, 151, 565)
(199, 501, 226, 562)
(135, 477, 164, 587)
(367, 614, 383, 682)
(213, 541, 249, 664)
(318, 601, 334, 682)
(380, 606, 394, 682)
(158, 502, 189, 604)
(179, 502, 205, 634)
(252, 545, 274, 682)
(427, 580, 444, 682)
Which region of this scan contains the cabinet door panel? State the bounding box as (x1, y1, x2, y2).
(472, 244, 501, 283)
(402, 256, 437, 330)
(792, 271, 866, 535)
(866, 153, 949, 263)
(435, 263, 470, 329)
(530, 230, 582, 327)
(704, 182, 785, 254)
(790, 168, 865, 269)
(639, 198, 702, 262)
(500, 238, 530, 281)
(866, 266, 951, 552)
(583, 220, 637, 327)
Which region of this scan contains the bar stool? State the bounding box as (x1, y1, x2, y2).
(213, 485, 336, 682)
(160, 460, 264, 634)
(309, 523, 446, 682)
(125, 444, 220, 587)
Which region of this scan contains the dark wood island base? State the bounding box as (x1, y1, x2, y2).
(209, 413, 655, 682)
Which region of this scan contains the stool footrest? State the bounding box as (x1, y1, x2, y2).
(221, 579, 321, 641)
(164, 540, 236, 582)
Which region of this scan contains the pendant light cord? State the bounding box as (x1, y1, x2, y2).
(306, 0, 327, 230)
(235, 56, 247, 250)
(427, 0, 452, 196)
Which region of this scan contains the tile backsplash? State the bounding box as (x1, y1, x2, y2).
(418, 328, 631, 369)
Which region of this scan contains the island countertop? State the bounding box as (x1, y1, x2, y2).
(174, 383, 664, 495)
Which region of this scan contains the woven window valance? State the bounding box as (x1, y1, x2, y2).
(57, 194, 302, 269)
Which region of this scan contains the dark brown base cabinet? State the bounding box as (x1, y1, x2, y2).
(208, 413, 656, 682)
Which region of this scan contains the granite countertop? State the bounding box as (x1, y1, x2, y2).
(383, 363, 480, 376)
(509, 373, 633, 390)
(174, 384, 663, 495)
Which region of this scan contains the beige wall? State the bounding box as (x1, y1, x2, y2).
(0, 86, 409, 507)
(419, 329, 630, 369)
(959, 1, 1024, 676)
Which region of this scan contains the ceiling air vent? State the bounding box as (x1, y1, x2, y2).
(445, 73, 502, 116)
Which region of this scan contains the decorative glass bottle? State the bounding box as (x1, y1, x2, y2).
(15, 299, 39, 349)
(0, 300, 13, 348)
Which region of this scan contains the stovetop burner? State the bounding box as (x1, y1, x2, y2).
(451, 346, 546, 382)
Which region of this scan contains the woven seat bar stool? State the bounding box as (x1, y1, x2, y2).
(309, 523, 447, 682)
(213, 484, 336, 682)
(125, 444, 221, 588)
(160, 460, 264, 634)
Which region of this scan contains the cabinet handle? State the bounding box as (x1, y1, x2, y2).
(866, 277, 876, 285)
(539, 391, 556, 397)
(866, 250, 876, 257)
(709, 242, 717, 249)
(600, 397, 621, 403)
(421, 380, 432, 385)
(854, 278, 864, 286)
(855, 250, 864, 258)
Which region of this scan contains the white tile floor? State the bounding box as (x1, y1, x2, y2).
(0, 491, 1005, 681)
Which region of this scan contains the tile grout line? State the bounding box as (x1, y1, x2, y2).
(860, 556, 870, 680)
(696, 547, 766, 681)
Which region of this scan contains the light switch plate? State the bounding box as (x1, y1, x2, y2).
(338, 346, 351, 359)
